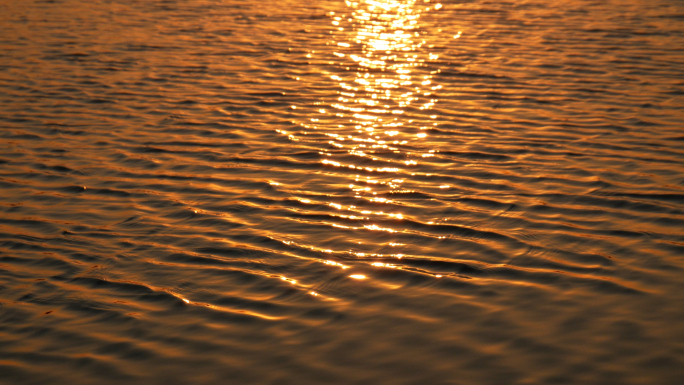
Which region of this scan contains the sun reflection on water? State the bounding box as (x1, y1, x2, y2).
(319, 0, 443, 193)
(286, 0, 446, 279)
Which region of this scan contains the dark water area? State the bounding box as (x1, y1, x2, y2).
(1, 0, 683, 383)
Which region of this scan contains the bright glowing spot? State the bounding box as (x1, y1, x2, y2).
(322, 159, 342, 167)
(372, 262, 397, 268)
(350, 274, 367, 280)
(364, 224, 396, 232)
(325, 260, 350, 269)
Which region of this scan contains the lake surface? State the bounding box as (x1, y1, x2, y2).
(1, 0, 683, 384)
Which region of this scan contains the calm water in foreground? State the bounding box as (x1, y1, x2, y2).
(1, 0, 683, 384)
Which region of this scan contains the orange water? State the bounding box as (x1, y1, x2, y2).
(1, 0, 683, 384)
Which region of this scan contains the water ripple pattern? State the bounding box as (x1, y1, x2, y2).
(1, 0, 683, 384)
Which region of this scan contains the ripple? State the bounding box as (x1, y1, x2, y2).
(1, 0, 683, 384)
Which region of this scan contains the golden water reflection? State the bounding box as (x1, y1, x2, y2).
(312, 0, 444, 182)
(323, 0, 442, 140)
(292, 0, 447, 279)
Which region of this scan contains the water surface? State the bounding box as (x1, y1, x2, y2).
(1, 0, 683, 384)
